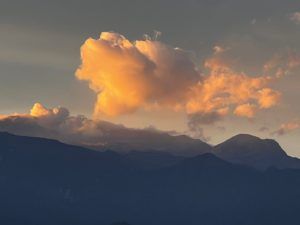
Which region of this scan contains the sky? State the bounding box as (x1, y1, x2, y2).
(0, 0, 300, 156)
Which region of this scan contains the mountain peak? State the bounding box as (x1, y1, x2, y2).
(213, 134, 297, 170)
(216, 134, 284, 151)
(224, 133, 262, 143)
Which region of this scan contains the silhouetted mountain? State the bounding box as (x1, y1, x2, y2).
(1, 132, 300, 225)
(214, 134, 300, 170)
(85, 131, 212, 157)
(5, 114, 300, 170)
(123, 150, 184, 170)
(110, 222, 132, 225)
(0, 117, 212, 156)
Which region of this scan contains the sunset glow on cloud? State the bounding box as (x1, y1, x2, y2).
(76, 32, 281, 125)
(263, 51, 300, 78)
(76, 32, 199, 117)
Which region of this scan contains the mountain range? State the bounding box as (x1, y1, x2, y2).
(0, 132, 300, 225)
(1, 117, 300, 170)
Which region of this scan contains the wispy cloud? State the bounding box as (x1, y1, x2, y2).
(263, 50, 300, 78)
(289, 12, 300, 25)
(271, 120, 300, 136)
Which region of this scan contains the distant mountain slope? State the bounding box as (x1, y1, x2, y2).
(1, 132, 300, 225)
(84, 130, 212, 156)
(0, 116, 212, 156)
(123, 150, 184, 170)
(214, 134, 300, 170)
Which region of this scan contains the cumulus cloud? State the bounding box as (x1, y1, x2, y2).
(76, 32, 280, 122)
(289, 12, 300, 25)
(0, 103, 101, 144)
(186, 54, 280, 117)
(272, 120, 300, 136)
(30, 103, 70, 127)
(75, 32, 283, 138)
(76, 32, 199, 117)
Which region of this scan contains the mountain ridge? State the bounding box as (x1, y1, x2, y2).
(1, 131, 299, 170)
(1, 132, 300, 225)
(214, 133, 300, 170)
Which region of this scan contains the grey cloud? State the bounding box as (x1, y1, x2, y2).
(259, 126, 269, 132)
(289, 12, 300, 25)
(187, 112, 224, 126)
(271, 120, 300, 136)
(186, 112, 222, 141)
(0, 104, 212, 156)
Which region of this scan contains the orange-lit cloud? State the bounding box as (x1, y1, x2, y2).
(0, 103, 103, 141)
(272, 120, 300, 136)
(76, 32, 281, 126)
(263, 51, 300, 78)
(76, 32, 199, 117)
(234, 104, 257, 118)
(186, 53, 280, 119)
(30, 103, 70, 127)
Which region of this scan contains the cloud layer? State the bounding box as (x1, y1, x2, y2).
(0, 103, 100, 144)
(0, 103, 212, 155)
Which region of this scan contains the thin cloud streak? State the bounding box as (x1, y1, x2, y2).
(272, 120, 300, 136)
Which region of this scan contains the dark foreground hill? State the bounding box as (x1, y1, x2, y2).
(0, 132, 300, 225)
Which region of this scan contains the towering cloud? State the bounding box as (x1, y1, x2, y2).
(76, 32, 281, 128)
(76, 32, 199, 117)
